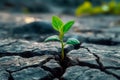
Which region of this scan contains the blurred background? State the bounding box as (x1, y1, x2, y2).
(0, 0, 120, 45)
(0, 0, 120, 15)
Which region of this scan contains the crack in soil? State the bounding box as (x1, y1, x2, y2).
(42, 45, 120, 80)
(4, 56, 54, 80)
(6, 70, 14, 80)
(0, 44, 120, 80)
(6, 56, 53, 73)
(80, 46, 104, 69)
(41, 55, 72, 80)
(57, 57, 72, 80)
(79, 46, 120, 80)
(104, 67, 120, 69)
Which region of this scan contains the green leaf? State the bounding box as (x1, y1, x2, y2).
(44, 35, 60, 42)
(52, 16, 64, 31)
(63, 21, 74, 33)
(66, 38, 80, 45)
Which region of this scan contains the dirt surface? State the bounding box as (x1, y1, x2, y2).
(0, 12, 120, 80)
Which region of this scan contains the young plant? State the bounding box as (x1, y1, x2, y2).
(45, 16, 80, 60)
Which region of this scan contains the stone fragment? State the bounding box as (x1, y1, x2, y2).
(67, 48, 98, 66)
(0, 70, 9, 80)
(12, 67, 53, 80)
(0, 55, 53, 72)
(42, 59, 62, 77)
(62, 66, 118, 80)
(0, 39, 61, 57)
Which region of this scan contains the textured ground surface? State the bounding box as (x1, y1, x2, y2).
(0, 12, 120, 80)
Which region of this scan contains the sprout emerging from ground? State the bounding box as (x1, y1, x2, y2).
(45, 16, 80, 60)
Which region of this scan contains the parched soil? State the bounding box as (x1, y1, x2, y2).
(0, 12, 120, 80)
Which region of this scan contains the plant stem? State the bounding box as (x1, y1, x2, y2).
(59, 33, 64, 60)
(61, 40, 64, 60)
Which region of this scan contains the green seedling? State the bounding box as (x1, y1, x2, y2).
(45, 16, 80, 60)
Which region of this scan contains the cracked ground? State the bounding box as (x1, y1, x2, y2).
(0, 12, 120, 80)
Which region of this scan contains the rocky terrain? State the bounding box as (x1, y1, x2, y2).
(0, 12, 120, 80)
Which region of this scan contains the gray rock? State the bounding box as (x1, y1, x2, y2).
(13, 21, 56, 34)
(12, 67, 53, 80)
(0, 55, 53, 72)
(112, 36, 120, 45)
(65, 32, 120, 45)
(83, 43, 120, 67)
(87, 33, 114, 45)
(11, 21, 56, 41)
(0, 70, 9, 80)
(106, 69, 120, 77)
(0, 39, 75, 57)
(0, 39, 61, 57)
(104, 27, 120, 34)
(82, 43, 120, 51)
(0, 20, 57, 41)
(67, 48, 98, 66)
(62, 66, 118, 80)
(82, 43, 120, 77)
(42, 59, 62, 77)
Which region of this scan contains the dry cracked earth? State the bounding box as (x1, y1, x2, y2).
(0, 13, 120, 80)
